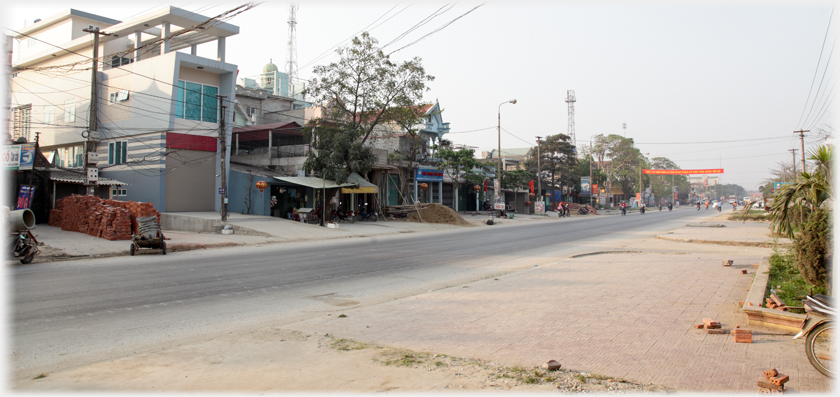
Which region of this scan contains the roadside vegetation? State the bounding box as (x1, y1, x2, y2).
(753, 144, 833, 300)
(767, 247, 828, 308)
(729, 210, 769, 221)
(326, 335, 673, 392)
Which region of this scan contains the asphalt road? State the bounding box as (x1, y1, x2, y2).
(11, 207, 721, 380)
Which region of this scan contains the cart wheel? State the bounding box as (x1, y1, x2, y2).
(161, 241, 166, 255)
(19, 247, 34, 264)
(130, 244, 135, 256)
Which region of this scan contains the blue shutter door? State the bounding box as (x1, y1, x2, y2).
(121, 141, 127, 164)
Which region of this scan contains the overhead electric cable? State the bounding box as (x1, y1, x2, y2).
(796, 6, 834, 129)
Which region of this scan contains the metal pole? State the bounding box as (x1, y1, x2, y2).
(589, 139, 593, 208)
(795, 130, 808, 173)
(497, 99, 516, 211)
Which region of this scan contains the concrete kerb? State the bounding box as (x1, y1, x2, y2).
(741, 256, 808, 331)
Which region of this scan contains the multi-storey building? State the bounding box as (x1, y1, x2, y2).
(9, 6, 239, 212)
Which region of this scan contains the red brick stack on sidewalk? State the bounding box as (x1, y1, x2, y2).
(48, 195, 160, 241)
(758, 368, 788, 393)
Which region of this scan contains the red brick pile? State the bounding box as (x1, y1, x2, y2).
(765, 293, 789, 311)
(757, 368, 788, 393)
(48, 195, 161, 241)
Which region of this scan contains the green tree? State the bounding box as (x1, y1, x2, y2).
(523, 134, 576, 206)
(648, 157, 685, 204)
(502, 169, 534, 191)
(303, 32, 434, 184)
(435, 147, 489, 206)
(590, 134, 637, 206)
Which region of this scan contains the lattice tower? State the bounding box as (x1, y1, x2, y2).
(565, 90, 576, 147)
(286, 4, 299, 95)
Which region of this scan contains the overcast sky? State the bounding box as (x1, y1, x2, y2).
(5, 0, 836, 191)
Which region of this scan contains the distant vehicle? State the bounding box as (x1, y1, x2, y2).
(743, 197, 751, 203)
(728, 199, 736, 204)
(752, 201, 764, 209)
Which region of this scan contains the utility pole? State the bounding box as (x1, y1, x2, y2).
(565, 90, 576, 147)
(219, 95, 228, 222)
(589, 140, 593, 208)
(789, 148, 798, 180)
(83, 27, 110, 196)
(536, 136, 542, 209)
(794, 130, 808, 173)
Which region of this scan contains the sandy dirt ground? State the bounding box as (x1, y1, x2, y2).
(12, 327, 673, 393)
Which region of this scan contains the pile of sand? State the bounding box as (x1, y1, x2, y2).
(407, 203, 473, 226)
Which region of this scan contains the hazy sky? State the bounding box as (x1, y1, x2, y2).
(5, 0, 836, 191)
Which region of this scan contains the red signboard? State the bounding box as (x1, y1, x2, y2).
(643, 169, 723, 175)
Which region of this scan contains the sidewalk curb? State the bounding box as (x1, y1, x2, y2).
(569, 250, 643, 258)
(741, 257, 808, 332)
(654, 235, 787, 248)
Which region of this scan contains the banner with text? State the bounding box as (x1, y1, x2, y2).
(643, 168, 723, 175)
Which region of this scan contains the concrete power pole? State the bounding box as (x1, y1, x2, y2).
(789, 148, 798, 180)
(535, 136, 541, 208)
(794, 130, 808, 173)
(83, 27, 110, 196)
(219, 96, 228, 222)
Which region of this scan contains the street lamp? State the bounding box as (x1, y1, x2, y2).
(497, 99, 516, 210)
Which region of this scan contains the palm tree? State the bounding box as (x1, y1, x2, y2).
(768, 145, 833, 238)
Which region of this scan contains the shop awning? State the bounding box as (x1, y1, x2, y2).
(341, 172, 378, 194)
(273, 176, 354, 189)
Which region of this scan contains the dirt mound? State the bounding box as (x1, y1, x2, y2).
(407, 203, 473, 226)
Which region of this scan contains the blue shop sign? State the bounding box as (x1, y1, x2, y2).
(416, 168, 443, 182)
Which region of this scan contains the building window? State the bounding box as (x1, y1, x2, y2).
(64, 100, 76, 123)
(175, 80, 218, 123)
(110, 90, 130, 103)
(12, 104, 32, 141)
(110, 55, 133, 68)
(57, 145, 84, 168)
(111, 187, 127, 197)
(108, 141, 128, 165)
(44, 105, 55, 125)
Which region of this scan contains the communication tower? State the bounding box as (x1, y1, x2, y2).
(565, 90, 576, 147)
(286, 4, 299, 96)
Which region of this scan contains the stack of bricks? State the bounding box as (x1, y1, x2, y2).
(765, 294, 788, 311)
(732, 326, 753, 343)
(701, 318, 726, 334)
(48, 195, 160, 241)
(757, 368, 788, 393)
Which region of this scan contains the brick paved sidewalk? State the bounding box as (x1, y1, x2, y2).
(291, 238, 830, 393)
(656, 219, 793, 247)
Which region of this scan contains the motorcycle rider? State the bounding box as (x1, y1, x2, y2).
(668, 202, 673, 211)
(640, 202, 645, 214)
(620, 201, 627, 216)
(696, 201, 701, 210)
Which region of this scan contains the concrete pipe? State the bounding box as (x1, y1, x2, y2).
(9, 209, 36, 231)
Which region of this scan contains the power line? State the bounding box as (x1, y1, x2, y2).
(796, 6, 834, 129)
(387, 3, 486, 56)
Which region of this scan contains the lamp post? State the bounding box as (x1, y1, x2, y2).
(497, 99, 516, 210)
(536, 136, 541, 210)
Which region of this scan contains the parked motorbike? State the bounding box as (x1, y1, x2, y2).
(578, 207, 588, 215)
(332, 208, 355, 223)
(356, 203, 378, 222)
(793, 293, 834, 378)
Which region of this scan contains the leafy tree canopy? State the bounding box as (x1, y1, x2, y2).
(303, 32, 434, 183)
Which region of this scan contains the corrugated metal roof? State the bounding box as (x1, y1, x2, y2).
(50, 169, 128, 186)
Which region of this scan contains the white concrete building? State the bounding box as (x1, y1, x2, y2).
(9, 7, 239, 212)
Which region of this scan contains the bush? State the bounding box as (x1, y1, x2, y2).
(793, 208, 832, 294)
(767, 248, 827, 306)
